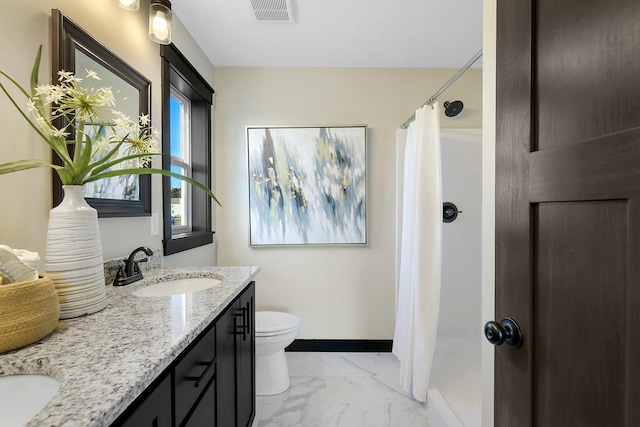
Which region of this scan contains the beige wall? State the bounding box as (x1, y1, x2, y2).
(214, 67, 482, 339)
(0, 0, 217, 269)
(1, 0, 485, 343)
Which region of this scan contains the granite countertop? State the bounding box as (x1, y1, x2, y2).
(0, 266, 260, 427)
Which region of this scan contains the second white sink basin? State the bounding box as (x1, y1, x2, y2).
(0, 374, 60, 427)
(133, 277, 223, 297)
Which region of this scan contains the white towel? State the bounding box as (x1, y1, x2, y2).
(0, 244, 40, 283)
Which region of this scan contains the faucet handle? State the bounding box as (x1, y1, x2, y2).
(113, 264, 134, 286)
(133, 258, 149, 272)
(133, 258, 147, 274)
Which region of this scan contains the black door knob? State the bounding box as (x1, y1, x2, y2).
(484, 317, 522, 347)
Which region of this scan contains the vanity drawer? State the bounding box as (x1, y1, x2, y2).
(113, 373, 172, 427)
(174, 324, 216, 426)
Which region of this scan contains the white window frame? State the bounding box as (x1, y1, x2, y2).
(170, 87, 192, 234)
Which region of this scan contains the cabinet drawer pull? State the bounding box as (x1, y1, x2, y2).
(185, 359, 215, 388)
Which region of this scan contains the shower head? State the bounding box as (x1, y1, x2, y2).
(443, 100, 464, 117)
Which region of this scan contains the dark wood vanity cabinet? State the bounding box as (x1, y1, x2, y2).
(217, 282, 255, 427)
(112, 282, 255, 427)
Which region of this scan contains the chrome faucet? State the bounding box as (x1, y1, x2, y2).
(113, 246, 154, 286)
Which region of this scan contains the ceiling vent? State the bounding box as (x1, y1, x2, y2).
(250, 0, 294, 23)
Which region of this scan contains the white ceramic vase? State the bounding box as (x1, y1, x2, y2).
(45, 185, 106, 319)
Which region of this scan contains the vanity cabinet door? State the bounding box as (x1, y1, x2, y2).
(216, 299, 238, 427)
(114, 373, 172, 427)
(216, 281, 256, 427)
(236, 283, 255, 427)
(183, 375, 216, 427)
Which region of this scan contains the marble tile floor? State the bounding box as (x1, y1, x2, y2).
(253, 352, 432, 427)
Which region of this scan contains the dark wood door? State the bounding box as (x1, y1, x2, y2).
(495, 0, 640, 425)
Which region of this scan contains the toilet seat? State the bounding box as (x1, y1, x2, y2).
(256, 311, 300, 336)
(256, 327, 298, 338)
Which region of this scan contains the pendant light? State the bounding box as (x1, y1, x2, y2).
(149, 0, 172, 45)
(113, 0, 139, 11)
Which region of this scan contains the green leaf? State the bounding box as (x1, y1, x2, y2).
(0, 159, 60, 175)
(56, 167, 74, 185)
(75, 131, 94, 177)
(30, 45, 42, 97)
(88, 151, 158, 176)
(52, 135, 74, 167)
(0, 71, 30, 100)
(72, 119, 86, 166)
(0, 81, 73, 167)
(0, 81, 46, 139)
(86, 167, 221, 207)
(87, 139, 126, 170)
(0, 46, 74, 168)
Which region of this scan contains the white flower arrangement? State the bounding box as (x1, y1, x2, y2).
(0, 46, 219, 205)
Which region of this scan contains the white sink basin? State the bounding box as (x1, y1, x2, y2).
(133, 277, 223, 297)
(0, 375, 60, 426)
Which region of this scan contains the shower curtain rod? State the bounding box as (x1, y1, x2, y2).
(400, 49, 483, 129)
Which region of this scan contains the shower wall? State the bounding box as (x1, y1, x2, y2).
(429, 129, 482, 427)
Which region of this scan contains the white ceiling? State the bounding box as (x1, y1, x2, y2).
(172, 0, 483, 68)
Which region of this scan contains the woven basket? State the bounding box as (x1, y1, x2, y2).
(0, 276, 60, 353)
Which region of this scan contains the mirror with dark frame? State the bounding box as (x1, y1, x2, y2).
(51, 9, 151, 217)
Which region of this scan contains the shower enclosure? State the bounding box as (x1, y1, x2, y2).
(395, 127, 482, 426)
(427, 128, 482, 427)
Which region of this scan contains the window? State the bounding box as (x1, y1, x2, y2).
(161, 44, 214, 255)
(169, 89, 191, 233)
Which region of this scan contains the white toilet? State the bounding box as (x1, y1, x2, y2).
(255, 311, 301, 395)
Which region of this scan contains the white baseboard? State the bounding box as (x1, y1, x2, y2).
(427, 387, 463, 427)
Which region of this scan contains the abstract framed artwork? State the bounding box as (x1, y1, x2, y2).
(247, 125, 367, 246)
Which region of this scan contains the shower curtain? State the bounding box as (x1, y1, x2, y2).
(393, 102, 442, 402)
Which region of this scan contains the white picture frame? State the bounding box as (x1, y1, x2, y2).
(247, 125, 367, 246)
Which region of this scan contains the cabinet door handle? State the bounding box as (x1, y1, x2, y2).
(235, 307, 249, 340)
(244, 301, 251, 338)
(241, 307, 248, 341)
(185, 359, 215, 388)
(235, 307, 246, 338)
